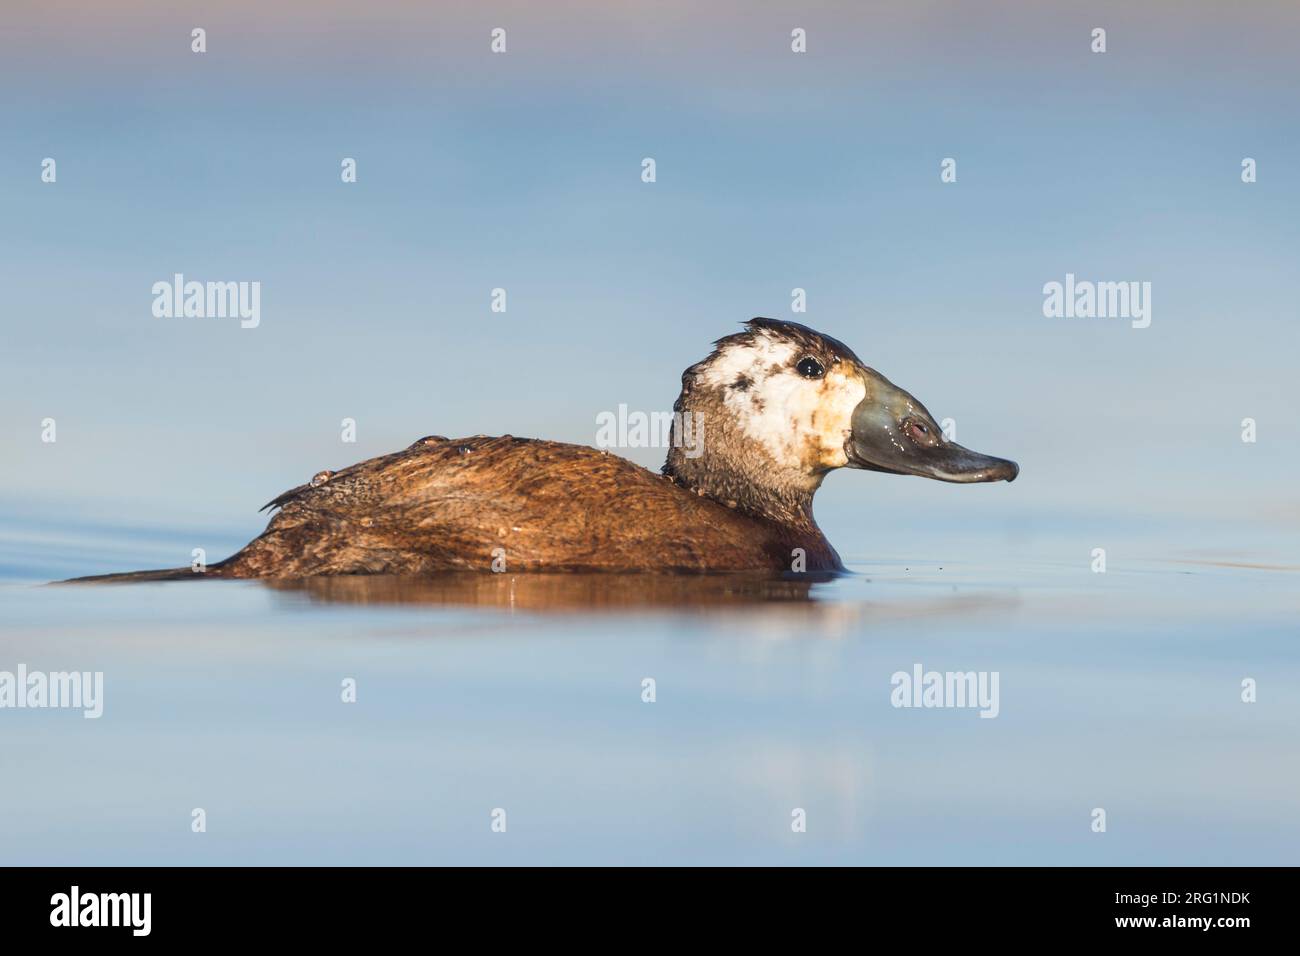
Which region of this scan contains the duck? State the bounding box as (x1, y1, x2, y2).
(70, 318, 1017, 581)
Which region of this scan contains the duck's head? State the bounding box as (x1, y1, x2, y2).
(664, 318, 1018, 523)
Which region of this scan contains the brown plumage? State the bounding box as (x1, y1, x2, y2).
(67, 318, 1018, 582)
(214, 435, 839, 577)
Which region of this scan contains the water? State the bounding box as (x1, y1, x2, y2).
(2, 510, 1295, 865)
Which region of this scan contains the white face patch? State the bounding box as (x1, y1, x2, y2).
(700, 334, 797, 390)
(699, 335, 867, 473)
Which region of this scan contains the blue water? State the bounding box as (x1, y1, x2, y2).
(2, 508, 1295, 865)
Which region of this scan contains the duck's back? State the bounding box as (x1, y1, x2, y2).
(217, 436, 838, 577)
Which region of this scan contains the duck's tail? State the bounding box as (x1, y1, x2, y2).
(58, 563, 230, 584)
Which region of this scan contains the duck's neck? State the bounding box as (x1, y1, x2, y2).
(662, 444, 823, 529)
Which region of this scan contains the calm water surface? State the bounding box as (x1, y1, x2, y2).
(1, 510, 1296, 866)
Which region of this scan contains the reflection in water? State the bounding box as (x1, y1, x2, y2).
(260, 572, 1021, 635)
(263, 571, 829, 611)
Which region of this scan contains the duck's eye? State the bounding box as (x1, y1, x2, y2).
(906, 420, 932, 443)
(796, 357, 825, 379)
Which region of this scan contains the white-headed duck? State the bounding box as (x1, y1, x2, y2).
(71, 319, 1016, 581)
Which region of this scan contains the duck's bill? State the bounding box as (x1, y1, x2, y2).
(843, 373, 1019, 484)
